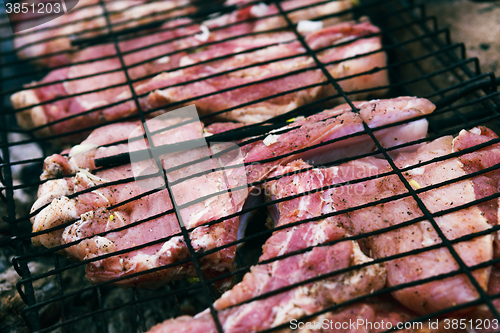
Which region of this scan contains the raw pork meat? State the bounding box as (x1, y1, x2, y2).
(30, 97, 434, 288)
(113, 19, 389, 124)
(12, 19, 388, 142)
(452, 127, 500, 258)
(13, 0, 194, 67)
(262, 131, 498, 315)
(147, 160, 386, 333)
(13, 18, 199, 140)
(209, 0, 353, 33)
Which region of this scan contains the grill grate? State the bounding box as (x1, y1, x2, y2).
(2, 0, 500, 332)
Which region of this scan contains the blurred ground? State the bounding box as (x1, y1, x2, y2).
(422, 0, 500, 75)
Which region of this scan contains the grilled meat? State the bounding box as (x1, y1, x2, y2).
(31, 97, 434, 288)
(452, 127, 500, 258)
(263, 130, 498, 315)
(472, 267, 500, 326)
(140, 20, 388, 124)
(13, 18, 199, 139)
(13, 0, 194, 67)
(241, 96, 434, 184)
(149, 126, 493, 333)
(209, 0, 353, 33)
(33, 116, 248, 289)
(147, 160, 386, 333)
(294, 296, 442, 333)
(12, 19, 388, 142)
(13, 0, 351, 68)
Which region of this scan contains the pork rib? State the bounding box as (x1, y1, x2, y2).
(260, 132, 497, 315)
(12, 19, 388, 142)
(452, 127, 500, 259)
(13, 0, 194, 67)
(125, 19, 389, 124)
(147, 160, 386, 333)
(31, 97, 434, 289)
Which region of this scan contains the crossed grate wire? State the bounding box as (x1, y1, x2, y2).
(1, 0, 500, 332)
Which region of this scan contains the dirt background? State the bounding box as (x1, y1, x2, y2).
(422, 0, 500, 75)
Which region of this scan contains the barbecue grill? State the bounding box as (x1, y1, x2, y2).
(1, 0, 500, 332)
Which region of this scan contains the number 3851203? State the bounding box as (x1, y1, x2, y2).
(444, 318, 499, 330)
(5, 2, 62, 14)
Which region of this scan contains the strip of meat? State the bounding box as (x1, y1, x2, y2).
(242, 96, 435, 184)
(13, 0, 194, 67)
(13, 0, 351, 68)
(452, 127, 500, 258)
(338, 142, 493, 315)
(33, 114, 250, 289)
(133, 19, 389, 123)
(208, 0, 353, 33)
(31, 97, 434, 289)
(471, 267, 500, 330)
(150, 140, 483, 333)
(147, 160, 386, 333)
(12, 19, 388, 143)
(263, 133, 496, 315)
(10, 23, 295, 141)
(13, 18, 200, 140)
(292, 296, 448, 333)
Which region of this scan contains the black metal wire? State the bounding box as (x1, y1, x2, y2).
(98, 1, 225, 332)
(0, 0, 345, 68)
(0, 0, 399, 104)
(11, 92, 500, 330)
(0, 17, 481, 150)
(7, 91, 500, 330)
(3, 0, 500, 332)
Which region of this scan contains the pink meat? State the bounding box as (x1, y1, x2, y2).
(147, 160, 386, 333)
(452, 127, 500, 258)
(296, 296, 433, 333)
(259, 133, 496, 315)
(13, 19, 388, 142)
(471, 267, 500, 329)
(242, 96, 435, 184)
(13, 0, 194, 67)
(135, 20, 388, 124)
(214, 0, 353, 33)
(30, 97, 435, 289)
(12, 18, 201, 140)
(33, 118, 246, 289)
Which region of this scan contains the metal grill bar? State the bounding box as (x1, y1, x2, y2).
(8, 99, 498, 326)
(7, 99, 500, 258)
(95, 0, 225, 332)
(0, 40, 486, 152)
(0, 35, 41, 330)
(0, 4, 417, 101)
(19, 223, 500, 333)
(0, 0, 196, 30)
(5, 88, 500, 236)
(381, 0, 500, 113)
(2, 0, 500, 332)
(0, 0, 347, 66)
(0, 1, 414, 98)
(0, 53, 480, 148)
(17, 210, 500, 328)
(0, 0, 201, 46)
(277, 3, 500, 323)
